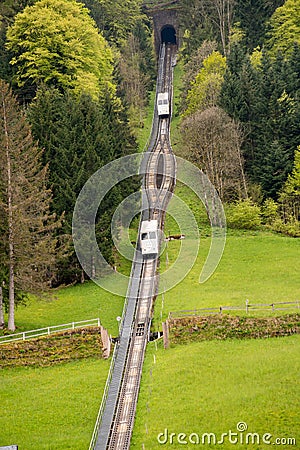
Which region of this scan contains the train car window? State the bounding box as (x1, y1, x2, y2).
(163, 99, 168, 104)
(149, 232, 156, 239)
(141, 233, 148, 240)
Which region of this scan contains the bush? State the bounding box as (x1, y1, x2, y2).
(261, 198, 279, 225)
(226, 199, 261, 230)
(169, 314, 300, 345)
(272, 217, 300, 237)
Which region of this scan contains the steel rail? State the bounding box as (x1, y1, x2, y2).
(91, 43, 177, 450)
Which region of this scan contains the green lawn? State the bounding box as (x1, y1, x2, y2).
(153, 232, 300, 329)
(138, 89, 156, 152)
(6, 281, 124, 337)
(0, 358, 110, 449)
(132, 336, 300, 450)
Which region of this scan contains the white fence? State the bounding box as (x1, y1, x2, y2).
(0, 318, 101, 345)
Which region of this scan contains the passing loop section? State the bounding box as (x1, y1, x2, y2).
(72, 153, 226, 297)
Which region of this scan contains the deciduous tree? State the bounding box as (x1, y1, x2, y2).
(279, 146, 300, 221)
(180, 106, 247, 200)
(185, 51, 226, 116)
(267, 0, 300, 57)
(6, 0, 114, 99)
(180, 40, 218, 113)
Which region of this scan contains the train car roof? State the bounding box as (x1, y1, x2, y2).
(141, 219, 158, 233)
(157, 92, 168, 99)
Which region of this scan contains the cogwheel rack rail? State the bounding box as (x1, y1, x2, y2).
(90, 43, 177, 450)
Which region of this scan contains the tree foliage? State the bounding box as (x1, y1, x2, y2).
(179, 40, 218, 113)
(279, 146, 300, 221)
(185, 51, 226, 116)
(235, 0, 284, 51)
(0, 80, 61, 330)
(267, 0, 300, 57)
(179, 0, 284, 59)
(82, 0, 143, 46)
(220, 43, 300, 198)
(179, 0, 236, 56)
(226, 199, 261, 229)
(117, 19, 155, 131)
(28, 85, 139, 285)
(6, 0, 114, 98)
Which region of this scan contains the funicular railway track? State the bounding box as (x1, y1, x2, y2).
(92, 43, 177, 450)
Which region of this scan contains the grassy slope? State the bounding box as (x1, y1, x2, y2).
(8, 281, 124, 337)
(132, 336, 300, 449)
(153, 232, 300, 329)
(0, 359, 110, 449)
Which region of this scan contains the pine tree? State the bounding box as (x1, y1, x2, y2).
(28, 85, 138, 284)
(0, 80, 60, 330)
(235, 0, 284, 51)
(221, 43, 300, 198)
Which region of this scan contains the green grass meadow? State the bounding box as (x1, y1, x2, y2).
(0, 358, 110, 449)
(153, 206, 300, 328)
(132, 336, 300, 450)
(9, 281, 124, 337)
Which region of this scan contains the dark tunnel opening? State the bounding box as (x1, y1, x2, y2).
(161, 25, 177, 45)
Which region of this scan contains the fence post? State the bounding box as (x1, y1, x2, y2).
(100, 326, 111, 359)
(97, 318, 100, 327)
(23, 332, 26, 341)
(219, 306, 222, 315)
(0, 286, 4, 329)
(72, 322, 75, 330)
(48, 327, 50, 335)
(272, 303, 275, 312)
(162, 320, 169, 349)
(246, 299, 249, 314)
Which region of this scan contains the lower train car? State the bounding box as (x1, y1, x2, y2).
(157, 92, 169, 117)
(140, 220, 159, 255)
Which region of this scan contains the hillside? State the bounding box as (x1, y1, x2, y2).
(0, 0, 299, 449)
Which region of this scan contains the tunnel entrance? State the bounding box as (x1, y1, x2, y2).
(161, 25, 177, 45)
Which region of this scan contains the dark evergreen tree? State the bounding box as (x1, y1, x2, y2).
(221, 43, 300, 198)
(257, 141, 291, 199)
(235, 0, 284, 51)
(0, 80, 60, 330)
(28, 86, 139, 284)
(220, 43, 248, 120)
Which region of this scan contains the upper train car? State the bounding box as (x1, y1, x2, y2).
(157, 92, 170, 117)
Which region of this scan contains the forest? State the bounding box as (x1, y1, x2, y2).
(0, 0, 299, 330)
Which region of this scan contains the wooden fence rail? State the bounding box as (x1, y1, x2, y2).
(168, 301, 300, 320)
